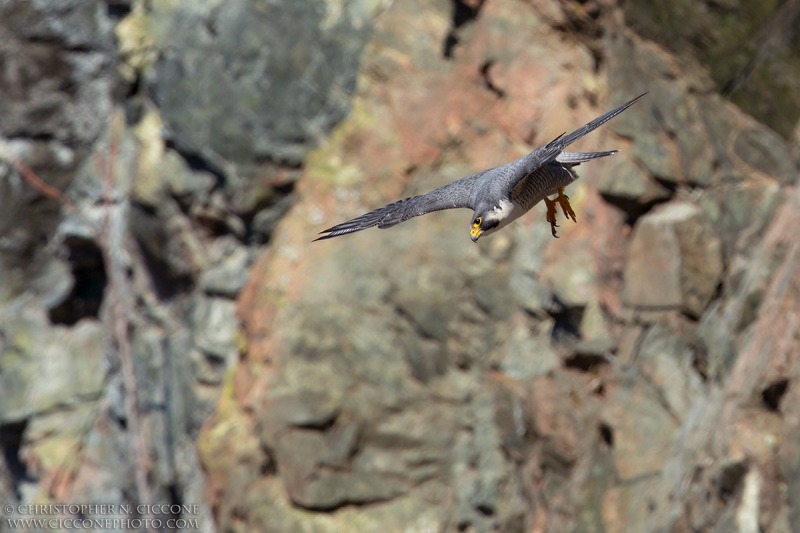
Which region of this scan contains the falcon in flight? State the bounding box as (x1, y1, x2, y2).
(315, 93, 645, 242)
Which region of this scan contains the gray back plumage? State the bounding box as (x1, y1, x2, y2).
(502, 93, 646, 191)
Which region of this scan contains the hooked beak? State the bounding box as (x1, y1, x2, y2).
(470, 227, 482, 242)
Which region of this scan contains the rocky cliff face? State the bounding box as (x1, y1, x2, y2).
(1, 0, 798, 531)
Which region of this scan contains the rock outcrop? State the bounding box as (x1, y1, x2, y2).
(1, 0, 798, 531)
(623, 201, 723, 317)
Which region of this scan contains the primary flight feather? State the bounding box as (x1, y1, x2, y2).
(315, 93, 645, 242)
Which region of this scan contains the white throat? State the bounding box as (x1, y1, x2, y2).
(480, 199, 523, 237)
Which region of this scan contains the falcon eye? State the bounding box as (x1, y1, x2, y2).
(473, 217, 482, 226)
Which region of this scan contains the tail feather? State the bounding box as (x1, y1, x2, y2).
(512, 93, 646, 179)
(559, 93, 646, 148)
(556, 150, 618, 165)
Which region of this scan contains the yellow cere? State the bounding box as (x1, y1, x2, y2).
(471, 218, 482, 238)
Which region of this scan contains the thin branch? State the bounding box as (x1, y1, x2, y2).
(95, 112, 157, 531)
(6, 157, 77, 212)
(4, 154, 101, 237)
(721, 0, 800, 96)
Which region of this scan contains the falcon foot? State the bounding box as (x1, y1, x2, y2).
(543, 188, 577, 238)
(543, 196, 560, 238)
(557, 188, 577, 223)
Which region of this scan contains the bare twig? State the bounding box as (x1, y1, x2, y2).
(95, 112, 157, 531)
(6, 157, 77, 212)
(721, 0, 800, 96)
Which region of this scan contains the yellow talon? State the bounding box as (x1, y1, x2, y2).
(544, 188, 577, 238)
(556, 188, 577, 223)
(543, 196, 559, 238)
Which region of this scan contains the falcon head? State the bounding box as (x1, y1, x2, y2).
(469, 200, 513, 242)
(469, 214, 498, 242)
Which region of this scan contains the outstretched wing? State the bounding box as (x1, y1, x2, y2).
(506, 93, 646, 188)
(314, 171, 485, 241)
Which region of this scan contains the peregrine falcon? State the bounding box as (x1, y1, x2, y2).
(315, 93, 645, 242)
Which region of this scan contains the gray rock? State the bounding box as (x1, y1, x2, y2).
(540, 234, 599, 309)
(258, 357, 351, 436)
(162, 149, 216, 198)
(130, 199, 202, 281)
(698, 187, 796, 381)
(189, 296, 239, 360)
(0, 0, 115, 146)
(403, 335, 448, 383)
(509, 223, 553, 315)
(30, 256, 74, 311)
(696, 181, 780, 264)
(21, 402, 97, 478)
(501, 320, 559, 380)
(394, 283, 453, 342)
(319, 421, 360, 469)
(509, 269, 551, 316)
(466, 391, 509, 515)
(595, 152, 672, 210)
(602, 377, 679, 481)
(578, 298, 615, 347)
(675, 116, 715, 187)
(147, 0, 373, 170)
(733, 128, 796, 184)
(636, 322, 707, 418)
(623, 201, 723, 318)
(274, 428, 410, 510)
(697, 299, 739, 382)
(0, 0, 116, 310)
(0, 307, 104, 424)
(198, 241, 253, 297)
(250, 194, 296, 241)
(473, 277, 515, 322)
(607, 37, 682, 182)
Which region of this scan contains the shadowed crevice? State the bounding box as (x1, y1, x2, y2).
(443, 0, 484, 59)
(48, 236, 107, 325)
(0, 419, 31, 500)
